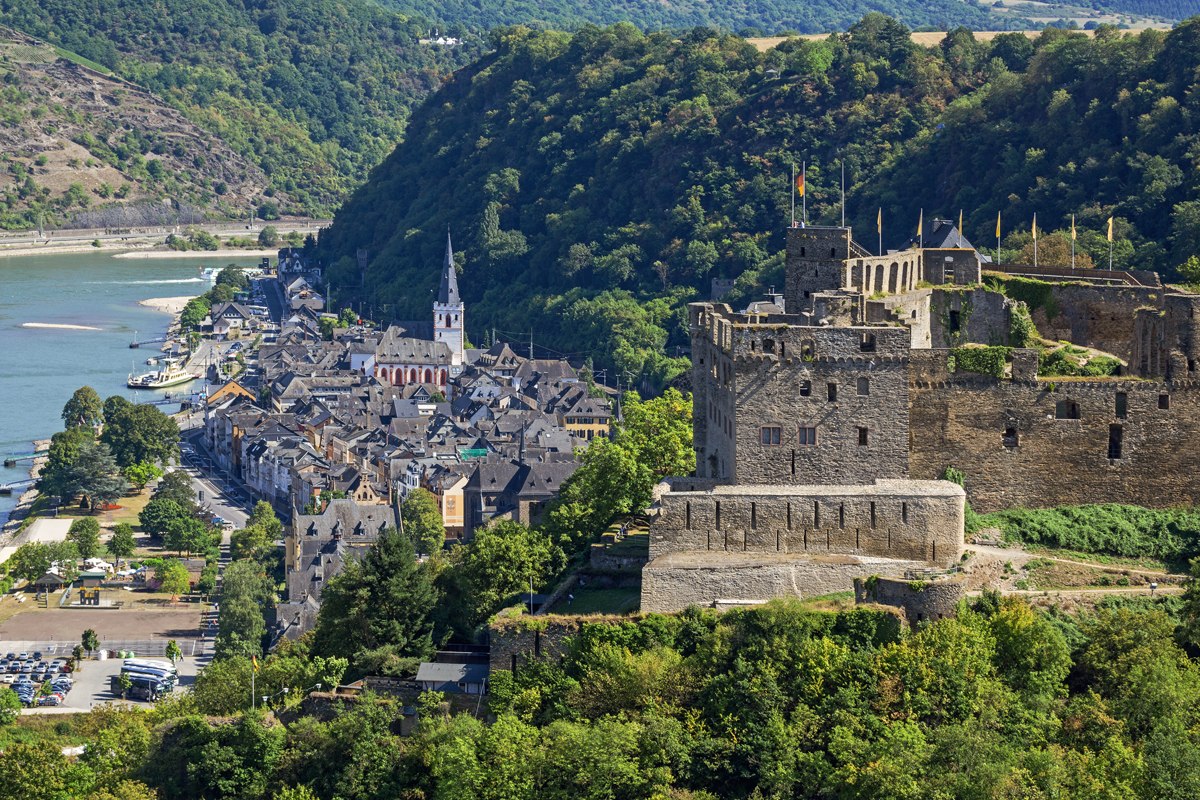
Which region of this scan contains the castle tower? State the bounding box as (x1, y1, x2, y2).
(434, 230, 465, 367)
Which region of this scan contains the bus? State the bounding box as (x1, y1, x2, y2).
(112, 673, 168, 701)
(124, 658, 177, 675)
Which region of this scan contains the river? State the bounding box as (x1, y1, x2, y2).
(0, 251, 262, 524)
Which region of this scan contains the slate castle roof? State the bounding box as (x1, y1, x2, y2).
(438, 230, 460, 306)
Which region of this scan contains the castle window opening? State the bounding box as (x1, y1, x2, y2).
(685, 502, 692, 529)
(798, 426, 817, 446)
(715, 501, 721, 529)
(858, 427, 869, 446)
(751, 502, 757, 530)
(800, 246, 806, 257)
(1055, 400, 1081, 420)
(814, 501, 821, 529)
(750, 340, 755, 352)
(870, 501, 877, 527)
(801, 339, 815, 360)
(830, 247, 837, 258)
(1003, 426, 1019, 448)
(839, 503, 845, 528)
(1189, 359, 1196, 372)
(791, 449, 796, 475)
(857, 377, 870, 396)
(1116, 392, 1127, 419)
(1108, 424, 1124, 460)
(949, 310, 961, 333)
(799, 380, 812, 397)
(901, 501, 908, 524)
(860, 333, 877, 352)
(828, 382, 838, 402)
(760, 426, 782, 446)
(763, 338, 776, 354)
(1159, 393, 1170, 410)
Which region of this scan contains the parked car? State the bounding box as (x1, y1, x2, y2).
(0, 674, 15, 684)
(37, 695, 62, 706)
(31, 651, 42, 660)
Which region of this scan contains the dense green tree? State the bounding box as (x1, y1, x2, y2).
(100, 400, 179, 468)
(0, 686, 21, 725)
(154, 559, 191, 597)
(38, 427, 96, 498)
(139, 497, 190, 539)
(164, 516, 212, 557)
(153, 470, 196, 510)
(122, 461, 163, 491)
(216, 560, 274, 658)
(8, 542, 54, 582)
(68, 517, 102, 560)
(446, 520, 562, 630)
(247, 501, 283, 540)
(107, 523, 137, 567)
(615, 388, 695, 479)
(401, 488, 446, 556)
(62, 385, 104, 430)
(312, 526, 438, 677)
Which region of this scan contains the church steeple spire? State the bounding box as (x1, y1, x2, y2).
(434, 228, 465, 369)
(438, 227, 460, 306)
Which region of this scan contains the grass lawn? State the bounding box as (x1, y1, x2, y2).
(103, 490, 151, 529)
(558, 588, 640, 615)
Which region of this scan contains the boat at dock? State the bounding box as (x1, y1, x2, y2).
(127, 358, 196, 389)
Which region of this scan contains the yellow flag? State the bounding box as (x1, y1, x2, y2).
(1071, 214, 1076, 241)
(1107, 216, 1114, 242)
(917, 210, 923, 241)
(958, 209, 963, 234)
(877, 207, 882, 234)
(995, 211, 1001, 239)
(1032, 213, 1037, 241)
(252, 655, 260, 673)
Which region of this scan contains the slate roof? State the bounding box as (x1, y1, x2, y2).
(438, 230, 461, 306)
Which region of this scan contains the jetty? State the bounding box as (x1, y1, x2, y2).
(0, 478, 34, 495)
(3, 450, 47, 467)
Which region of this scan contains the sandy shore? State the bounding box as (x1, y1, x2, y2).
(114, 249, 277, 260)
(139, 296, 195, 315)
(0, 243, 138, 258)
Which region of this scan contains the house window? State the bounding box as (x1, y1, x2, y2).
(1159, 393, 1170, 410)
(1055, 400, 1080, 420)
(798, 426, 817, 446)
(1115, 392, 1127, 419)
(827, 383, 838, 402)
(799, 380, 812, 397)
(857, 427, 869, 446)
(760, 426, 782, 446)
(1108, 424, 1123, 459)
(856, 377, 870, 396)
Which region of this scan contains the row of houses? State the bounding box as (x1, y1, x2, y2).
(205, 242, 614, 639)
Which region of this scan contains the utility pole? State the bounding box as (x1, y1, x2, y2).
(529, 328, 534, 360)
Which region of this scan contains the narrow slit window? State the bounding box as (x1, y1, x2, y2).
(1115, 392, 1127, 419)
(799, 380, 812, 397)
(857, 427, 869, 446)
(857, 377, 870, 396)
(901, 501, 908, 524)
(827, 383, 838, 402)
(1108, 425, 1123, 459)
(1159, 393, 1170, 410)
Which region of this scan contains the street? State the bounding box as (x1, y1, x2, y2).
(177, 435, 250, 534)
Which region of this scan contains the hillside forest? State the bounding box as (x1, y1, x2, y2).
(318, 17, 1200, 389)
(0, 0, 480, 215)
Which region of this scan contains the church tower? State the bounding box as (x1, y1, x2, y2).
(434, 229, 465, 368)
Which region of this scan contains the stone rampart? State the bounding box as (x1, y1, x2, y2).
(649, 479, 964, 566)
(642, 551, 930, 613)
(910, 376, 1200, 511)
(853, 575, 966, 624)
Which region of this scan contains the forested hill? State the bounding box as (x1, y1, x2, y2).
(382, 0, 1016, 36)
(0, 0, 480, 215)
(317, 16, 1200, 389)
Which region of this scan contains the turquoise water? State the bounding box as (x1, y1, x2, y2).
(0, 251, 260, 523)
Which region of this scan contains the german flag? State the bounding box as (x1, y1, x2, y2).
(795, 170, 805, 197)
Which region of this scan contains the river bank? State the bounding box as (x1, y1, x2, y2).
(114, 249, 278, 260)
(138, 296, 195, 315)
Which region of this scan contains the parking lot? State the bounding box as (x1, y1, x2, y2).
(2, 650, 204, 712)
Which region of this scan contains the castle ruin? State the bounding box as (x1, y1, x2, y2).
(643, 222, 1200, 612)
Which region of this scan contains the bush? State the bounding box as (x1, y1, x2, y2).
(977, 503, 1200, 564)
(949, 346, 1011, 378)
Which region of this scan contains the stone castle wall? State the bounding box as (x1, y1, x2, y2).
(650, 478, 965, 566)
(1025, 283, 1160, 365)
(909, 369, 1200, 512)
(853, 575, 967, 624)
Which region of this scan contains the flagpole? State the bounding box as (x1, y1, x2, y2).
(877, 208, 882, 257)
(1071, 214, 1076, 269)
(840, 160, 845, 228)
(996, 211, 1001, 266)
(801, 161, 807, 227)
(1033, 213, 1038, 268)
(790, 163, 795, 227)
